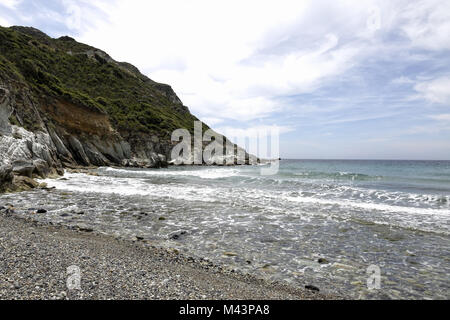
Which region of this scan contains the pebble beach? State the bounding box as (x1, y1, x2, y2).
(0, 209, 332, 300)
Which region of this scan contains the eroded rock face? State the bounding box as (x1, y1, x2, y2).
(0, 122, 168, 174)
(0, 84, 169, 192)
(1, 60, 171, 174)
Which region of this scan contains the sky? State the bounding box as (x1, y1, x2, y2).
(1, 0, 450, 160)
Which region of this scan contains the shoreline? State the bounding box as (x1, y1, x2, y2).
(0, 210, 336, 300)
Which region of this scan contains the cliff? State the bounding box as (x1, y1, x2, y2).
(0, 26, 251, 192)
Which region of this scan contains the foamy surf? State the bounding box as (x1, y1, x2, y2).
(99, 166, 241, 179)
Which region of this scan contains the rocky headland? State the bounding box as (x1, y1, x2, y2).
(0, 26, 251, 193)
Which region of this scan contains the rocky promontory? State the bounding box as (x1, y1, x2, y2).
(0, 26, 249, 192)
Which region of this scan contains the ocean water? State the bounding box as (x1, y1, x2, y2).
(2, 160, 449, 299)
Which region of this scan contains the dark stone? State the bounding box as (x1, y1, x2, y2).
(305, 285, 320, 292)
(78, 226, 93, 232)
(170, 231, 187, 240)
(0, 206, 5, 210)
(37, 209, 47, 213)
(60, 213, 69, 217)
(318, 258, 329, 264)
(158, 216, 166, 221)
(77, 211, 85, 215)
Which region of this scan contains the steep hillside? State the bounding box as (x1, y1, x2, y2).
(0, 26, 251, 192)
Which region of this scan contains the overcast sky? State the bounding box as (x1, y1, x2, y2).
(1, 0, 450, 159)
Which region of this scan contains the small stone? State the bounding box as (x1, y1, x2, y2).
(158, 217, 166, 221)
(305, 285, 320, 292)
(261, 264, 274, 271)
(168, 248, 180, 255)
(60, 213, 70, 217)
(77, 211, 85, 215)
(77, 224, 93, 232)
(318, 258, 329, 264)
(223, 252, 238, 257)
(37, 209, 47, 213)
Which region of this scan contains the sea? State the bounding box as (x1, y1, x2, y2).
(2, 159, 449, 299)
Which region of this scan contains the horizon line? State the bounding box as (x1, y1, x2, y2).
(280, 158, 450, 161)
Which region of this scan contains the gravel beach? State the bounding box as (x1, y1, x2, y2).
(0, 211, 333, 300)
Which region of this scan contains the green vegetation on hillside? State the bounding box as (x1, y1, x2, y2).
(0, 26, 203, 135)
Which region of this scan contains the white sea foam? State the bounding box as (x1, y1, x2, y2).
(282, 194, 450, 217)
(41, 170, 450, 219)
(101, 167, 240, 179)
(40, 172, 221, 202)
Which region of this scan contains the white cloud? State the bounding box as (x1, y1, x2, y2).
(215, 124, 294, 143)
(399, 0, 450, 51)
(429, 114, 450, 121)
(0, 16, 11, 27)
(200, 117, 224, 127)
(414, 77, 450, 104)
(391, 76, 414, 85)
(0, 0, 22, 10)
